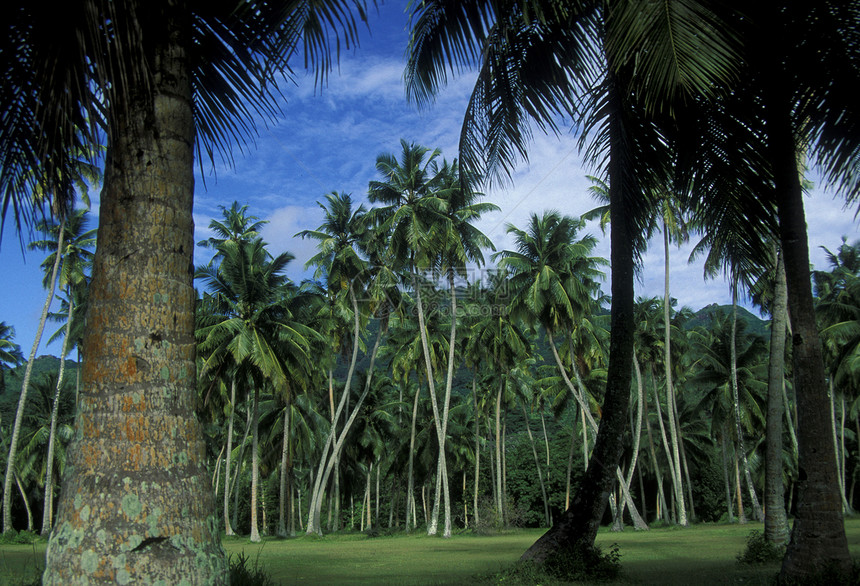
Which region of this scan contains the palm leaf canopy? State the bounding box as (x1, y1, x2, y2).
(1, 0, 369, 233)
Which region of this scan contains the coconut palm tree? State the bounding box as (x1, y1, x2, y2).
(196, 237, 317, 542)
(1, 1, 369, 579)
(35, 208, 96, 535)
(3, 208, 95, 534)
(406, 0, 739, 560)
(368, 139, 461, 536)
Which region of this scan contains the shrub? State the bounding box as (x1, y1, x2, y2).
(736, 530, 784, 564)
(228, 550, 276, 586)
(543, 540, 622, 582)
(0, 530, 40, 545)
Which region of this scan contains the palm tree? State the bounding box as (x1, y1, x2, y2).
(3, 208, 95, 534)
(405, 0, 739, 561)
(0, 323, 23, 394)
(196, 237, 316, 542)
(298, 192, 387, 537)
(368, 139, 461, 537)
(36, 208, 96, 535)
(2, 1, 368, 579)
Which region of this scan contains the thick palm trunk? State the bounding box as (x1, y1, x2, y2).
(224, 378, 237, 536)
(765, 249, 789, 544)
(756, 15, 851, 578)
(523, 80, 635, 559)
(44, 4, 225, 580)
(720, 430, 734, 523)
(250, 388, 261, 542)
(41, 290, 74, 535)
(662, 226, 688, 526)
(3, 215, 65, 533)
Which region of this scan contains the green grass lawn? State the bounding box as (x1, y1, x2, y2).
(3, 518, 860, 585)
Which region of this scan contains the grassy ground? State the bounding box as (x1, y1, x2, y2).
(3, 518, 859, 585)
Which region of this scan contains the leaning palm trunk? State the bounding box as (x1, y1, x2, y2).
(3, 214, 65, 534)
(411, 272, 449, 537)
(730, 286, 764, 521)
(405, 382, 421, 532)
(41, 289, 75, 535)
(521, 401, 550, 526)
(44, 8, 225, 578)
(764, 249, 789, 545)
(307, 286, 361, 535)
(524, 88, 638, 559)
(308, 287, 382, 535)
(663, 226, 688, 526)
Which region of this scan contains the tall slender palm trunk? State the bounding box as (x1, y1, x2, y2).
(730, 286, 763, 521)
(224, 378, 237, 536)
(41, 289, 75, 535)
(278, 394, 292, 537)
(764, 249, 789, 544)
(250, 388, 261, 542)
(405, 382, 421, 532)
(663, 226, 687, 526)
(45, 4, 225, 580)
(3, 214, 65, 534)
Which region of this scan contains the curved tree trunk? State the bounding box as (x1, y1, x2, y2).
(4, 214, 65, 534)
(523, 76, 635, 560)
(662, 225, 687, 527)
(765, 248, 789, 545)
(41, 289, 75, 536)
(44, 6, 225, 579)
(521, 401, 550, 526)
(405, 382, 421, 532)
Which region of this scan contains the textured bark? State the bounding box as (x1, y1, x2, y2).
(522, 77, 634, 560)
(3, 215, 64, 533)
(44, 2, 225, 581)
(764, 250, 789, 544)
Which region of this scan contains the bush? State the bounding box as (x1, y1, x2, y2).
(228, 550, 276, 586)
(0, 530, 41, 545)
(543, 540, 622, 582)
(736, 530, 784, 564)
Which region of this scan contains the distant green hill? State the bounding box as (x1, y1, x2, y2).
(687, 304, 770, 339)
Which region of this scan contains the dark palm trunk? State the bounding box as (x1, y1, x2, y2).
(764, 249, 789, 545)
(44, 3, 225, 580)
(766, 74, 851, 581)
(523, 75, 634, 560)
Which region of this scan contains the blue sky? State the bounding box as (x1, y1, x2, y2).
(1, 2, 858, 362)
